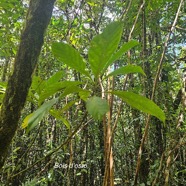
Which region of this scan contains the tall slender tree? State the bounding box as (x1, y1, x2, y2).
(0, 0, 56, 169)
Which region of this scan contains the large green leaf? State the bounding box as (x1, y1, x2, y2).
(60, 85, 82, 97)
(22, 98, 58, 133)
(112, 91, 165, 122)
(38, 81, 82, 105)
(30, 71, 64, 95)
(86, 96, 109, 120)
(88, 21, 123, 78)
(104, 40, 139, 71)
(52, 42, 89, 77)
(46, 71, 64, 85)
(107, 65, 146, 77)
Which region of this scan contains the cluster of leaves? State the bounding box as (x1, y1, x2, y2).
(22, 21, 165, 133)
(1, 0, 185, 185)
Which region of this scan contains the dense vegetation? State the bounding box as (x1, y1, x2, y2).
(0, 0, 185, 185)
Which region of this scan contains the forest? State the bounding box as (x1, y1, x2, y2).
(0, 0, 186, 185)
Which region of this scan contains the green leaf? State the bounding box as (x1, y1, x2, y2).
(112, 91, 165, 122)
(22, 98, 58, 133)
(29, 71, 64, 100)
(50, 109, 71, 129)
(30, 76, 45, 96)
(52, 42, 89, 77)
(46, 71, 64, 85)
(86, 96, 109, 120)
(39, 81, 82, 105)
(107, 65, 146, 77)
(88, 21, 123, 78)
(79, 90, 91, 101)
(105, 40, 139, 70)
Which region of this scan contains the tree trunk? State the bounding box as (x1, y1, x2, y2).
(0, 0, 56, 170)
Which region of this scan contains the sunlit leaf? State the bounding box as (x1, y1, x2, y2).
(88, 21, 123, 78)
(46, 71, 64, 85)
(107, 65, 146, 77)
(52, 42, 89, 77)
(22, 98, 58, 133)
(105, 40, 139, 70)
(22, 113, 33, 129)
(112, 91, 165, 122)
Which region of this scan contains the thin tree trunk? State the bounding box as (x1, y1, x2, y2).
(0, 0, 56, 170)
